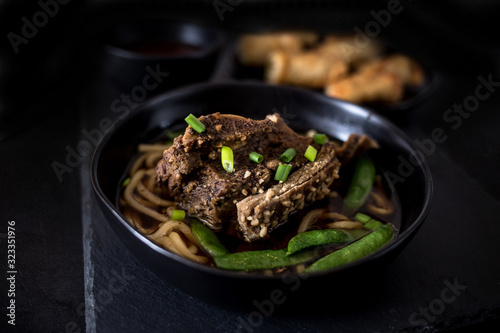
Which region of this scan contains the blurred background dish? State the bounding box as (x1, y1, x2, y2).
(232, 31, 438, 113)
(102, 18, 225, 93)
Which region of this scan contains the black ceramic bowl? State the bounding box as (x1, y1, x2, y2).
(102, 19, 225, 92)
(91, 82, 432, 309)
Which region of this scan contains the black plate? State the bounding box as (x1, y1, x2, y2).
(91, 82, 432, 309)
(227, 37, 438, 114)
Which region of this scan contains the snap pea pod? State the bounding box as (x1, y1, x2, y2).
(286, 229, 353, 256)
(342, 156, 376, 215)
(304, 224, 394, 273)
(190, 219, 229, 257)
(214, 248, 316, 271)
(364, 219, 383, 230)
(354, 212, 383, 230)
(354, 212, 371, 223)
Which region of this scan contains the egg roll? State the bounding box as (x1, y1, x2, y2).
(325, 72, 403, 104)
(359, 54, 424, 86)
(237, 31, 319, 66)
(317, 35, 383, 66)
(266, 50, 348, 88)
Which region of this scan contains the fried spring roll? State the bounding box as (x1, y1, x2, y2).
(317, 35, 383, 66)
(237, 31, 319, 66)
(325, 72, 403, 104)
(266, 50, 348, 88)
(359, 54, 424, 86)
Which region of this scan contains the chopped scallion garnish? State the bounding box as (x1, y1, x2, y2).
(184, 114, 205, 133)
(304, 145, 317, 162)
(171, 209, 186, 221)
(313, 133, 328, 145)
(221, 146, 234, 173)
(121, 177, 131, 187)
(249, 151, 264, 163)
(275, 164, 292, 182)
(280, 148, 296, 163)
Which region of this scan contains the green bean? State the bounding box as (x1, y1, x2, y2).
(347, 229, 371, 239)
(354, 212, 383, 230)
(286, 229, 353, 256)
(190, 219, 229, 257)
(304, 224, 394, 273)
(364, 219, 383, 230)
(214, 248, 316, 271)
(354, 212, 371, 223)
(342, 156, 376, 215)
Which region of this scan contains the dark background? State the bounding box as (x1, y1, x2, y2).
(1, 0, 500, 332)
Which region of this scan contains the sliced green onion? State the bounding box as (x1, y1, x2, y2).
(221, 146, 234, 173)
(249, 151, 263, 163)
(171, 209, 186, 221)
(275, 164, 292, 182)
(184, 114, 205, 133)
(313, 133, 328, 145)
(304, 145, 318, 162)
(280, 148, 296, 163)
(354, 212, 372, 223)
(121, 177, 131, 187)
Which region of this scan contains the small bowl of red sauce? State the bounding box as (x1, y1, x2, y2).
(103, 19, 225, 93)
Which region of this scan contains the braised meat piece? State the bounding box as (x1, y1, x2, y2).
(236, 142, 340, 242)
(156, 113, 373, 242)
(335, 134, 379, 165)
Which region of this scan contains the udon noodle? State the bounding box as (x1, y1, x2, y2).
(120, 143, 209, 264)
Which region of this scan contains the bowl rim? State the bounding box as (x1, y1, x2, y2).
(90, 81, 433, 281)
(103, 19, 226, 61)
